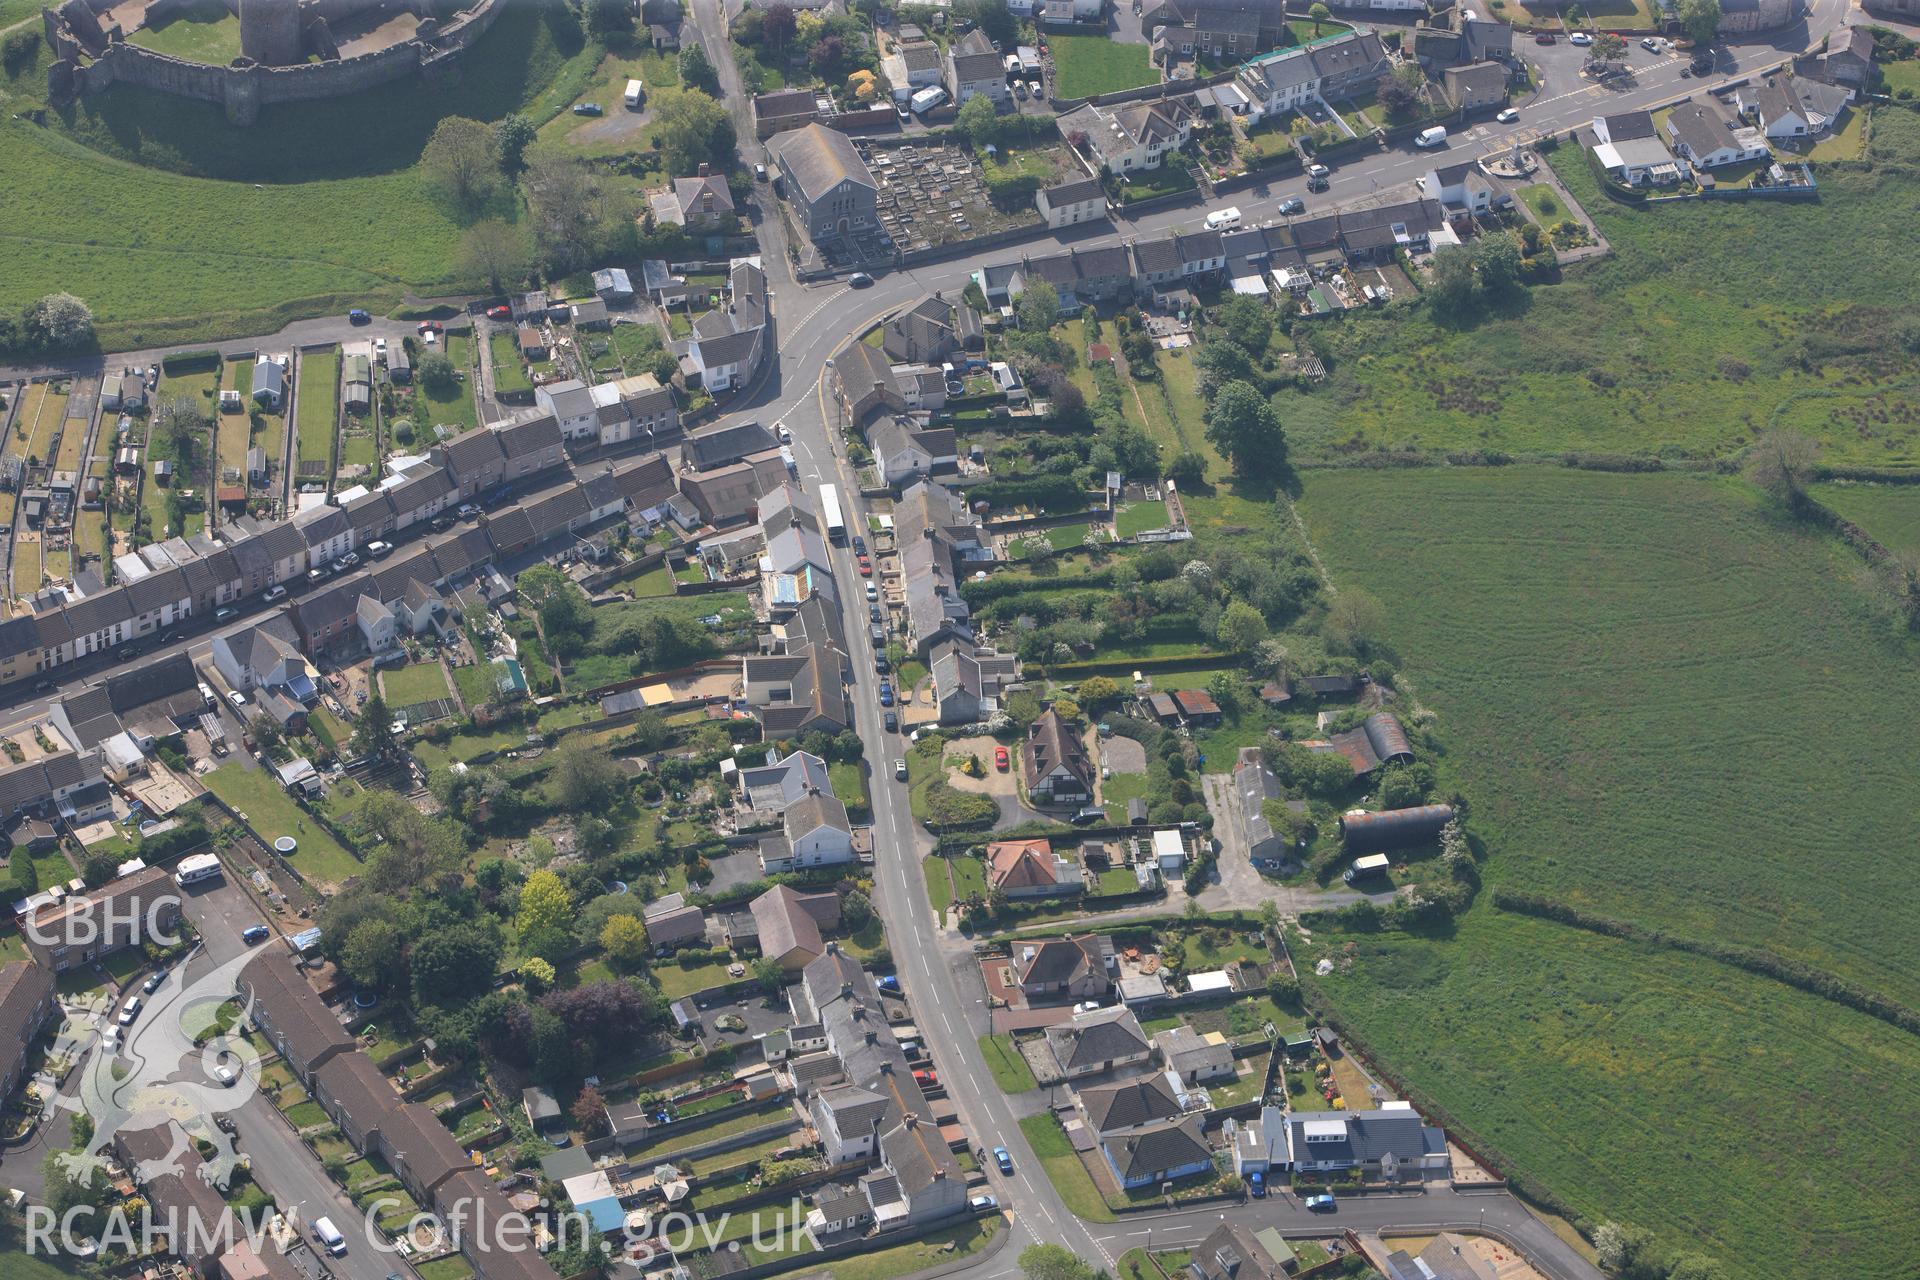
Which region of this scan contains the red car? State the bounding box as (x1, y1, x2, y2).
(913, 1068, 938, 1087)
(486, 305, 511, 320)
(417, 320, 445, 335)
(1533, 31, 1555, 42)
(994, 746, 1009, 771)
(858, 556, 872, 576)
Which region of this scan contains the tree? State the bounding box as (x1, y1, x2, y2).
(1746, 429, 1818, 510)
(417, 352, 459, 396)
(1266, 969, 1302, 1010)
(957, 93, 999, 147)
(459, 220, 531, 295)
(650, 86, 737, 178)
(1077, 675, 1124, 708)
(1215, 295, 1273, 356)
(21, 293, 94, 351)
(842, 890, 873, 930)
(1591, 30, 1626, 61)
(518, 868, 574, 942)
(601, 914, 651, 969)
(519, 956, 557, 992)
(80, 849, 120, 888)
(410, 923, 503, 1005)
(956, 0, 1016, 45)
(1167, 451, 1208, 489)
(523, 151, 615, 274)
(1016, 281, 1061, 334)
(1205, 380, 1288, 480)
(554, 734, 626, 810)
(531, 1006, 579, 1086)
(1667, 1256, 1730, 1280)
(1322, 587, 1386, 657)
(353, 693, 397, 761)
(1426, 244, 1479, 315)
(1593, 1223, 1657, 1277)
(342, 918, 407, 991)
(249, 713, 288, 763)
(1192, 337, 1255, 397)
(1678, 0, 1720, 45)
(762, 1, 797, 48)
(1473, 233, 1523, 296)
(421, 116, 500, 210)
(573, 1084, 611, 1138)
(678, 43, 720, 94)
(42, 1148, 110, 1224)
(1375, 70, 1418, 117)
(585, 0, 632, 35)
(495, 113, 537, 174)
(1019, 1244, 1098, 1280)
(151, 389, 207, 456)
(751, 957, 786, 995)
(1217, 599, 1269, 653)
(1308, 1, 1331, 32)
(810, 34, 848, 75)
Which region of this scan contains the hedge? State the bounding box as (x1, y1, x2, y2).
(161, 349, 222, 373)
(961, 568, 1119, 605)
(967, 476, 1090, 512)
(1491, 888, 1920, 1039)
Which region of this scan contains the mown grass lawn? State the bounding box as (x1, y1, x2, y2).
(295, 347, 338, 481)
(1049, 35, 1158, 100)
(203, 762, 361, 887)
(1115, 500, 1168, 538)
(1295, 465, 1920, 1276)
(1018, 1112, 1114, 1221)
(127, 0, 240, 63)
(826, 1218, 999, 1280)
(422, 334, 480, 433)
(489, 330, 533, 399)
(978, 1033, 1037, 1094)
(1279, 109, 1920, 465)
(380, 660, 452, 708)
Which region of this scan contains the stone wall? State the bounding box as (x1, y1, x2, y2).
(46, 0, 507, 124)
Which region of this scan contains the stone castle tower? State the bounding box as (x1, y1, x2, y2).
(239, 0, 305, 67)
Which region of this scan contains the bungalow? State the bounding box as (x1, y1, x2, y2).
(986, 838, 1084, 897)
(1102, 1116, 1213, 1189)
(1077, 1071, 1185, 1136)
(1283, 1105, 1448, 1178)
(1043, 1005, 1152, 1079)
(1023, 707, 1094, 805)
(1593, 135, 1683, 187)
(1155, 1025, 1235, 1084)
(250, 355, 288, 410)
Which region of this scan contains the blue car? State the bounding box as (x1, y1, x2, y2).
(241, 925, 270, 945)
(877, 975, 901, 992)
(1249, 1171, 1266, 1199)
(992, 1146, 1013, 1175)
(879, 689, 894, 707)
(348, 309, 370, 324)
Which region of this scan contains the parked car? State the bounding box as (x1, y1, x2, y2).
(242, 925, 270, 945)
(1304, 1193, 1337, 1212)
(877, 975, 901, 992)
(117, 997, 141, 1025)
(1249, 1171, 1267, 1198)
(1306, 175, 1329, 193)
(994, 746, 1009, 771)
(307, 566, 329, 583)
(1069, 806, 1104, 825)
(913, 1067, 937, 1086)
(572, 101, 604, 115)
(142, 972, 164, 994)
(1496, 107, 1519, 123)
(858, 555, 872, 575)
(486, 305, 511, 320)
(848, 272, 874, 288)
(1533, 30, 1555, 42)
(993, 1146, 1014, 1174)
(879, 687, 894, 708)
(852, 535, 867, 554)
(875, 654, 890, 673)
(1640, 36, 1660, 50)
(1307, 162, 1329, 179)
(227, 690, 248, 709)
(417, 320, 444, 335)
(1568, 30, 1592, 44)
(869, 604, 883, 623)
(214, 1064, 237, 1087)
(216, 607, 238, 621)
(373, 337, 388, 359)
(894, 759, 909, 781)
(884, 711, 898, 733)
(1278, 197, 1304, 215)
(865, 582, 878, 601)
(348, 309, 370, 324)
(970, 1194, 998, 1212)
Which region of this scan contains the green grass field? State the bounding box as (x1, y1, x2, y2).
(1811, 481, 1920, 555)
(204, 762, 361, 887)
(1293, 465, 1920, 1274)
(422, 334, 480, 433)
(126, 0, 240, 63)
(1281, 108, 1920, 465)
(1018, 1112, 1114, 1221)
(1049, 34, 1159, 100)
(295, 348, 339, 483)
(381, 660, 452, 707)
(1298, 909, 1920, 1280)
(978, 1034, 1037, 1093)
(488, 330, 533, 399)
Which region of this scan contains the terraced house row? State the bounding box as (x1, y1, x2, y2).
(0, 407, 686, 681)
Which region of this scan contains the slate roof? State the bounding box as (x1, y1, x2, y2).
(1043, 1005, 1150, 1071)
(1108, 1116, 1211, 1181)
(775, 124, 878, 202)
(1079, 1071, 1184, 1132)
(240, 949, 354, 1074)
(1014, 932, 1113, 987)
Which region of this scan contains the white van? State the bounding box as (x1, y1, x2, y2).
(624, 78, 644, 109)
(1415, 125, 1448, 149)
(313, 1217, 347, 1257)
(1203, 206, 1242, 231)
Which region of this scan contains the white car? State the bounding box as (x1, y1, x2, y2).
(1496, 107, 1519, 123)
(1568, 30, 1592, 44)
(118, 997, 141, 1025)
(373, 337, 388, 359)
(422, 329, 439, 346)
(214, 1065, 237, 1087)
(227, 689, 248, 709)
